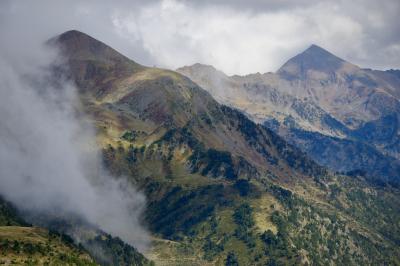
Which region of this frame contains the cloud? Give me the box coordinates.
[112,0,400,75]
[0,5,149,251]
[1,0,399,75]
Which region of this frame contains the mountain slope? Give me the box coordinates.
[0,226,97,265]
[55,30,325,181]
[48,31,400,265]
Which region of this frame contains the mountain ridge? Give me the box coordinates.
[177,45,400,185]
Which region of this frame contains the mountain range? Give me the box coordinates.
[1,30,399,265]
[178,45,400,186]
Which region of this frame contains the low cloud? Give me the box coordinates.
[0,20,149,251]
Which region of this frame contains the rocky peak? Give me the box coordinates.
[277,44,353,80]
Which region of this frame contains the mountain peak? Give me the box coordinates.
[306,44,330,52]
[54,30,141,68]
[277,44,349,79]
[177,63,229,79]
[178,63,220,73]
[58,29,91,40]
[51,30,143,95]
[56,30,110,55]
[302,44,344,61]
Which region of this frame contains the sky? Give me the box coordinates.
[1,0,399,73]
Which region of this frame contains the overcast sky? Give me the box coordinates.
[1,0,399,75]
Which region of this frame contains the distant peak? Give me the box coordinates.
[177,63,228,77]
[277,44,352,79]
[308,44,325,51]
[302,44,344,61]
[180,63,217,71]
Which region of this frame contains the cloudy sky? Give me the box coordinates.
[1,0,399,75]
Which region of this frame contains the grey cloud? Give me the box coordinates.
[2,0,399,74]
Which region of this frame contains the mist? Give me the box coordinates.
[0,25,149,252]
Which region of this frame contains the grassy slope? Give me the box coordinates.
[0,226,97,265]
[0,198,97,265]
[0,178,150,266]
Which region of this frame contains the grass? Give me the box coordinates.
[251,195,279,234]
[0,226,96,265]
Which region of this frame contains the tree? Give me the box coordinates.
[261,230,278,246]
[226,251,239,266]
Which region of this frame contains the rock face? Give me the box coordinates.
[177,45,400,185]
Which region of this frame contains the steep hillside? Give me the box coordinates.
[0,226,97,265]
[178,46,400,185]
[0,197,97,265]
[47,30,400,265]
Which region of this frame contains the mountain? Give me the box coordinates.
[55,30,325,181]
[45,31,400,265]
[177,45,400,186]
[1,30,396,265]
